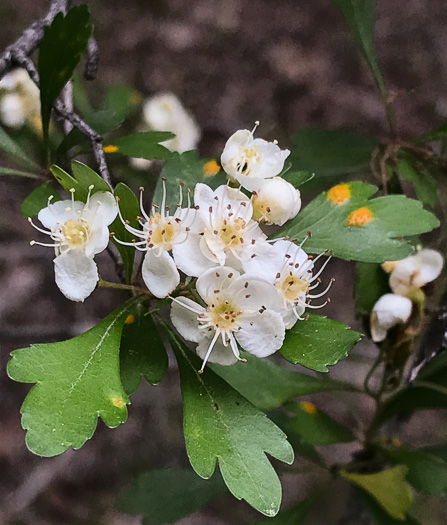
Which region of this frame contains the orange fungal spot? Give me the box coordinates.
[203,159,221,177]
[103,144,118,153]
[391,438,403,447]
[346,206,374,226]
[111,396,125,408]
[300,401,317,415]
[125,314,135,324]
[327,183,351,205]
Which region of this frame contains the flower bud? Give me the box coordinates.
[252,177,301,225]
[370,293,412,342]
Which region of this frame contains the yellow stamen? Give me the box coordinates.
[327,183,351,205]
[346,207,374,226]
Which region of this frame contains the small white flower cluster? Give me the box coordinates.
[370,249,444,342]
[0,68,40,129]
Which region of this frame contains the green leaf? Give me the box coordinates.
[355,262,390,316]
[104,82,142,120]
[253,494,317,525]
[331,0,386,93]
[284,401,354,445]
[276,181,440,263]
[104,131,173,161]
[7,299,139,457]
[51,160,110,202]
[288,128,376,187]
[383,447,447,495]
[0,167,41,178]
[120,468,225,525]
[359,490,421,525]
[280,314,362,372]
[153,150,208,209]
[211,352,353,410]
[166,326,294,517]
[110,182,140,283]
[38,5,92,144]
[341,465,413,520]
[21,181,61,217]
[0,125,40,170]
[58,110,124,154]
[415,351,447,385]
[282,170,315,188]
[416,122,447,143]
[397,157,438,208]
[120,306,168,396]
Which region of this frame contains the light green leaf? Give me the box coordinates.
[331,0,386,93]
[280,314,362,372]
[277,181,440,262]
[341,465,413,520]
[355,262,390,316]
[359,490,421,525]
[21,181,61,217]
[110,182,140,283]
[253,494,317,525]
[104,131,174,160]
[288,128,376,187]
[104,82,142,120]
[383,446,447,495]
[120,469,225,525]
[416,122,447,143]
[212,352,353,410]
[282,170,315,188]
[0,125,40,170]
[7,299,139,457]
[284,401,354,445]
[0,167,41,178]
[397,157,438,208]
[166,326,294,517]
[153,150,208,209]
[120,305,168,396]
[38,5,92,144]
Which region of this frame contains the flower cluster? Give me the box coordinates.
[0,68,40,130]
[370,248,444,342]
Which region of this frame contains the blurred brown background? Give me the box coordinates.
[1,0,447,523]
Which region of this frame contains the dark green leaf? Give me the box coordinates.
[355,262,390,316]
[7,298,139,457]
[110,182,140,283]
[104,131,173,161]
[153,150,208,209]
[0,167,41,178]
[120,468,225,525]
[38,5,92,144]
[288,128,376,187]
[0,125,40,170]
[120,306,168,396]
[280,314,362,372]
[397,157,438,208]
[165,325,294,517]
[212,352,353,410]
[359,490,421,525]
[104,82,142,120]
[72,71,93,115]
[284,401,354,445]
[253,494,317,525]
[341,466,413,520]
[58,110,124,154]
[21,181,61,217]
[51,160,110,202]
[283,170,315,188]
[277,181,440,263]
[331,0,386,93]
[415,351,447,385]
[417,123,447,143]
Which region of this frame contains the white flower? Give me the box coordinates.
[252,177,301,226]
[389,249,444,297]
[142,92,201,153]
[370,294,413,342]
[170,266,286,372]
[115,180,204,298]
[0,68,40,129]
[173,183,270,277]
[220,124,290,191]
[243,239,332,329]
[29,188,118,302]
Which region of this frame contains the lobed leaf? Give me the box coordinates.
[359,490,421,525]
[0,125,40,170]
[104,82,142,120]
[397,157,438,208]
[104,131,174,160]
[253,494,317,524]
[21,181,61,217]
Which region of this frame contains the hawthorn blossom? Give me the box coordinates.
[370,293,413,342]
[0,68,40,129]
[143,92,201,153]
[115,180,204,298]
[252,177,301,226]
[170,266,286,371]
[173,183,270,276]
[389,249,444,297]
[243,239,332,329]
[220,124,290,191]
[29,189,118,302]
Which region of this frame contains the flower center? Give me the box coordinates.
[209,299,242,331]
[277,273,309,303]
[61,218,91,248]
[148,213,178,249]
[216,217,247,250]
[236,145,262,174]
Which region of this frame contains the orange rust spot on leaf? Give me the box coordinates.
[327,183,351,205]
[111,396,125,408]
[125,314,135,324]
[103,144,118,153]
[346,206,374,226]
[300,401,317,414]
[203,159,221,177]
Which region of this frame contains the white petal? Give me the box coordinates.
[236,310,285,357]
[54,251,98,302]
[196,266,241,303]
[193,182,215,212]
[142,249,180,298]
[86,223,111,257]
[283,307,302,329]
[200,234,226,265]
[221,130,254,179]
[174,208,205,235]
[414,249,443,287]
[1,94,25,128]
[170,297,204,343]
[228,275,284,311]
[252,178,301,225]
[389,257,417,295]
[241,241,282,282]
[172,234,217,277]
[86,191,118,226]
[370,293,413,342]
[38,200,84,230]
[196,334,238,366]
